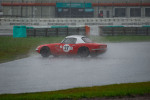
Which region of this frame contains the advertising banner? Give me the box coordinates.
[56,3,92,8]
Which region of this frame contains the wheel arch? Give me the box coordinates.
[40,46,51,58]
[77,46,90,57]
[77,46,91,53]
[78,46,89,50]
[40,46,50,53]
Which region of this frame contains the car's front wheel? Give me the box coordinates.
[40,46,51,57]
[78,47,90,57]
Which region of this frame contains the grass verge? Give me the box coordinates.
[0,36,64,63]
[0,36,150,63]
[90,35,150,42]
[0,81,149,100]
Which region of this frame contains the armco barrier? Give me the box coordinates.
[26,26,89,37]
[100,26,150,36]
[13,25,89,37]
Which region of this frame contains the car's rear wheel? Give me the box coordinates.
[78,47,90,57]
[40,46,51,57]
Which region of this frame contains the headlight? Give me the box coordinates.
[36,46,40,51]
[36,48,38,51]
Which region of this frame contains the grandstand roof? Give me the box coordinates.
[2,0,150,3]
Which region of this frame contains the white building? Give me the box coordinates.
[1,0,150,18]
[0,0,150,36]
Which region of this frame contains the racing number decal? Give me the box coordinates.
[63,44,73,52]
[64,45,69,50]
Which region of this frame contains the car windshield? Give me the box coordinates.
[61,38,77,44]
[82,37,93,43]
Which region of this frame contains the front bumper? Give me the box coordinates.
[36,48,38,51]
[35,46,40,53]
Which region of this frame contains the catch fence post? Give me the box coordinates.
[136,27,138,35]
[34,29,36,37]
[123,27,126,35]
[45,28,48,37]
[66,27,69,36]
[147,27,149,36]
[77,27,80,35]
[56,28,58,36]
[112,27,114,36]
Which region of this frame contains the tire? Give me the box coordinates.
[78,47,90,57]
[40,46,51,57]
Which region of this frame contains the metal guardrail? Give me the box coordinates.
[26,27,86,37]
[100,27,150,36]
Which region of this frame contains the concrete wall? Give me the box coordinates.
[1,17,150,35]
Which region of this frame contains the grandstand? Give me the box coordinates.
[0,0,150,36]
[1,0,150,18]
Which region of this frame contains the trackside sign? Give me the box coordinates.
[56,3,92,8]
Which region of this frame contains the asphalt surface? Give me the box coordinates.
[0,42,150,94]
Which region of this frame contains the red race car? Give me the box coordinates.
[36,35,107,57]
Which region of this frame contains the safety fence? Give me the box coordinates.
[100,26,150,36]
[13,25,90,38]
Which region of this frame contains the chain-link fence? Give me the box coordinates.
[26,27,86,37]
[100,27,150,36]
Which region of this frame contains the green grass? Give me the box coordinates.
[0,36,150,63]
[90,35,150,42]
[0,36,150,99]
[0,81,149,100]
[0,36,64,63]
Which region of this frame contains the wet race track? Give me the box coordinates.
[0,42,150,94]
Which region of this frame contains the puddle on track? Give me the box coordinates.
[0,42,150,94]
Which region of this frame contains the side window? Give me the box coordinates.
[82,37,93,43]
[62,38,77,44]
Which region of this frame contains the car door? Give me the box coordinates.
[53,43,74,55]
[60,38,77,54]
[53,43,63,55]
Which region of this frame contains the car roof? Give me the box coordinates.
[65,35,86,44]
[66,35,85,39]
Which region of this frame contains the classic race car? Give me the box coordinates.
[36,35,107,57]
